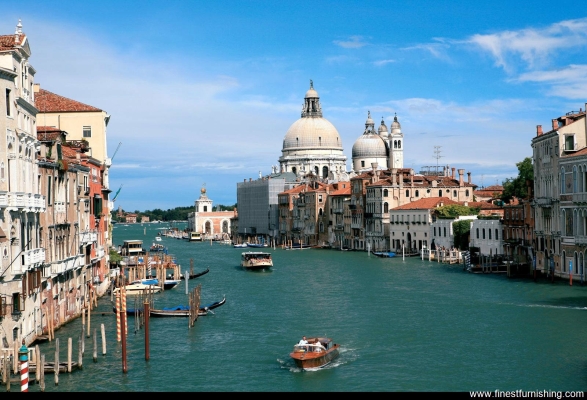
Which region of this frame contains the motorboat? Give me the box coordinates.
[372,251,396,258]
[233,243,248,248]
[130,278,179,290]
[290,337,340,370]
[112,283,162,295]
[240,251,273,270]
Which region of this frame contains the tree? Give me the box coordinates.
[435,204,479,218]
[502,157,533,203]
[453,220,471,250]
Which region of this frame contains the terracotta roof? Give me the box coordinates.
[393,197,459,210]
[467,201,503,210]
[0,34,24,51]
[35,89,103,113]
[37,126,66,142]
[562,147,587,158]
[329,186,351,196]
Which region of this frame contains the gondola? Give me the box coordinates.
[150,296,226,317]
[115,296,226,317]
[169,267,210,280]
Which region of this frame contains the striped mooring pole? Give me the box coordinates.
[19,339,29,392]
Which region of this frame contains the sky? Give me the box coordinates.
[3,1,587,212]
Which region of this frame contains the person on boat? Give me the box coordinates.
[298,336,309,351]
[313,341,325,352]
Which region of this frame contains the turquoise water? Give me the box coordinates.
[25,223,587,392]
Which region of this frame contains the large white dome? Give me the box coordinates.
[283,117,343,150]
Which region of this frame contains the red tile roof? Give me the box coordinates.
[35,89,103,113]
[37,126,66,141]
[393,197,459,210]
[0,34,24,51]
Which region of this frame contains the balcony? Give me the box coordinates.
[333,208,344,214]
[534,197,553,207]
[1,192,45,212]
[80,231,98,245]
[50,254,85,275]
[13,247,46,274]
[572,193,587,203]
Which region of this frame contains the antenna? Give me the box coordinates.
[433,146,443,175]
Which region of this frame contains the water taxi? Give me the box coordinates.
[290,337,340,370]
[240,251,273,270]
[189,231,202,242]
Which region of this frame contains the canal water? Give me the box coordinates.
[26,223,587,392]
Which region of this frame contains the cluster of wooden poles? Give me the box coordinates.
[1,319,108,392]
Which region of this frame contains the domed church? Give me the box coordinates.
[279,81,348,181]
[351,111,404,173]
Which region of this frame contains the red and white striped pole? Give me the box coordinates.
[19,339,29,392]
[116,291,121,342]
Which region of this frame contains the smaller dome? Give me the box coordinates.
[365,110,374,126]
[378,118,388,135]
[305,88,318,98]
[305,79,318,98]
[391,114,402,134]
[352,134,387,158]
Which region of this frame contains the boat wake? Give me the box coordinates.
[498,301,587,311]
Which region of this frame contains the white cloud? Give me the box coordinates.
[516,64,587,99]
[400,42,451,61]
[333,36,369,49]
[466,17,587,72]
[373,59,395,67]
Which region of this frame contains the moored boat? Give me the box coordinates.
[240,251,273,270]
[112,283,162,295]
[290,337,339,370]
[372,251,396,258]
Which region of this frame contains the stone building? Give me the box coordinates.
[187,186,236,241]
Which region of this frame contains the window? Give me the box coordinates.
[361,161,365,168]
[482,229,486,239]
[47,176,52,205]
[383,189,388,197]
[405,190,409,197]
[83,126,91,138]
[489,229,492,240]
[476,228,479,239]
[415,190,419,197]
[438,190,442,197]
[5,89,11,116]
[495,229,498,240]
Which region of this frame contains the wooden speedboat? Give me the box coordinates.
[240,251,273,270]
[290,337,339,370]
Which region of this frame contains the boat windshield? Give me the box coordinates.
[293,343,326,352]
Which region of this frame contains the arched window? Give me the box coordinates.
[443,227,447,237]
[394,140,397,149]
[383,189,388,197]
[482,229,486,239]
[453,190,457,197]
[384,203,389,213]
[573,166,578,193]
[292,167,297,175]
[0,162,4,180]
[322,166,328,179]
[495,229,498,240]
[314,166,319,175]
[438,190,442,197]
[489,229,492,240]
[466,189,469,197]
[405,190,410,198]
[561,167,566,194]
[398,140,401,149]
[476,228,479,239]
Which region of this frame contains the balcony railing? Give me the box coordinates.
[50,254,85,275]
[80,231,98,245]
[572,193,587,203]
[13,247,46,274]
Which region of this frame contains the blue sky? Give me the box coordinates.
[3,1,587,212]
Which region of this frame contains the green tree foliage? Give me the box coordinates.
[109,248,123,264]
[111,204,237,222]
[502,157,534,203]
[435,204,479,218]
[452,220,471,250]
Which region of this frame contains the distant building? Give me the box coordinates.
[187,186,235,240]
[125,213,137,224]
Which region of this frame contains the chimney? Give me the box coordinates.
[467,171,471,184]
[33,83,40,93]
[410,169,414,186]
[391,168,397,185]
[536,125,543,136]
[451,167,456,180]
[552,119,558,131]
[458,169,465,186]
